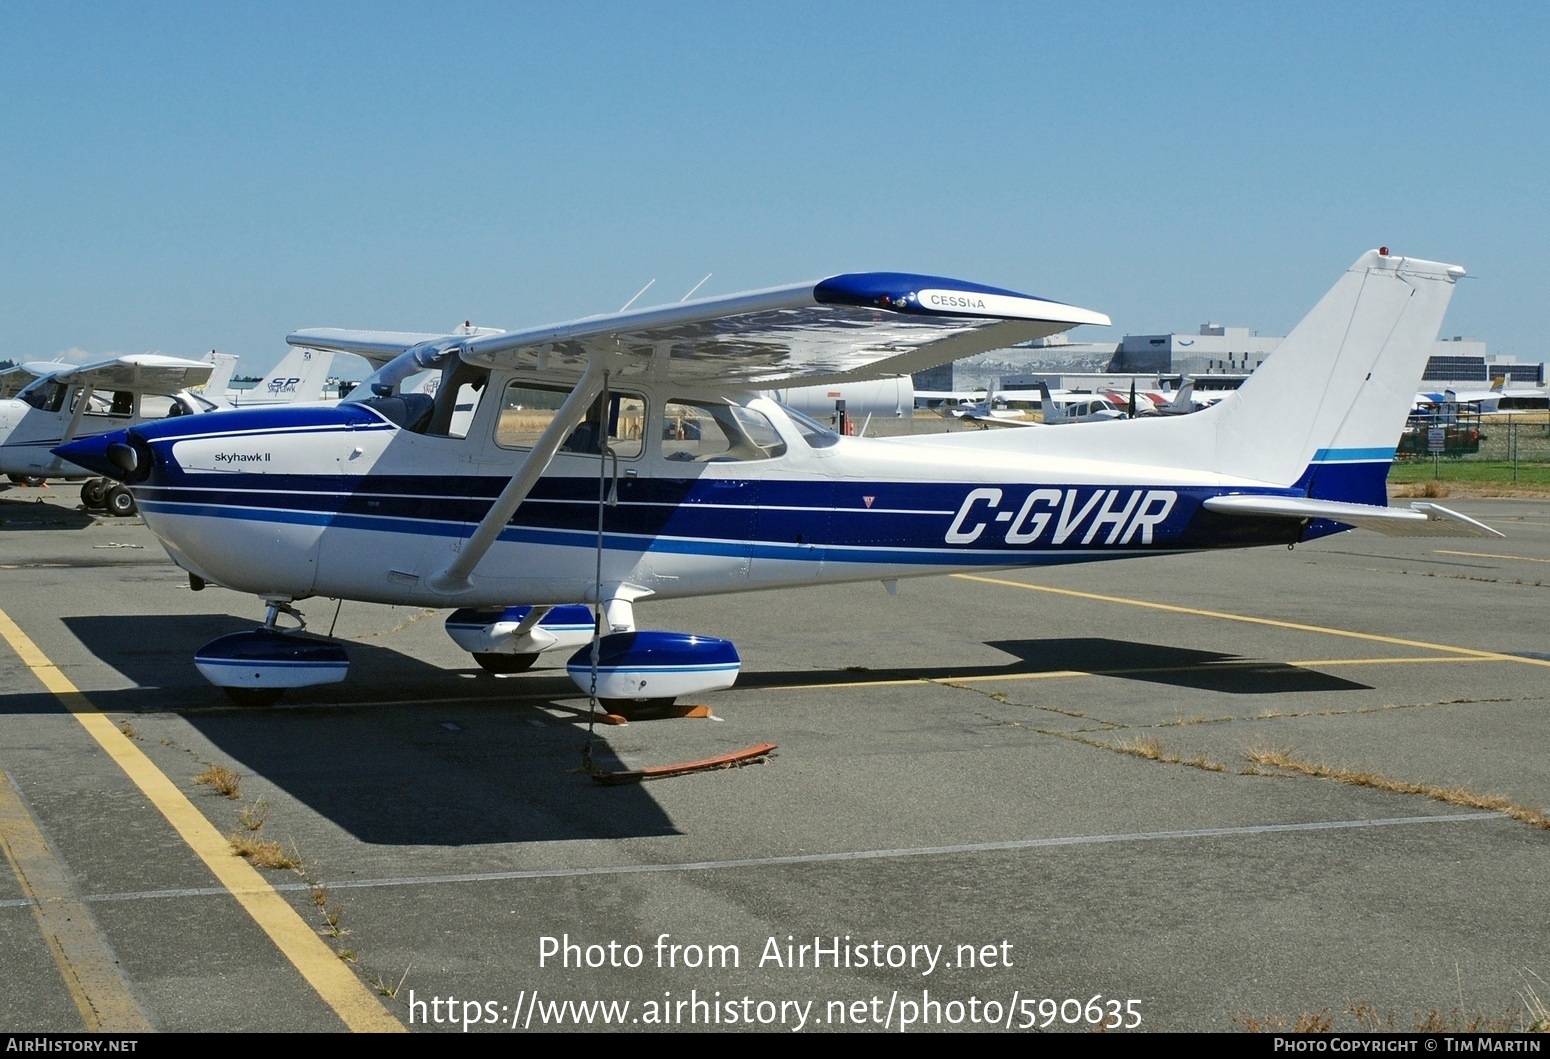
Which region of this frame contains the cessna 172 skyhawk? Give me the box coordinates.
[58,249,1499,706]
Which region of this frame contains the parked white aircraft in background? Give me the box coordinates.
[62,250,1498,709]
[1,353,216,512]
[1149,381,1198,415]
[2,347,349,514]
[1038,382,1128,424]
[1413,377,1549,415]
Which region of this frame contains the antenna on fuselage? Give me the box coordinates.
[618,279,656,312]
[680,273,712,302]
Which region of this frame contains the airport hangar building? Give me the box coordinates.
[913,325,1546,398]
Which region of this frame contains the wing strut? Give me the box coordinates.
[59,384,96,448]
[428,358,609,594]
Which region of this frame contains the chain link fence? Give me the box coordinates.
[1393,413,1550,485]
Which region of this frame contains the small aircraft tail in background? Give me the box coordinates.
[223,347,336,406]
[1159,380,1195,415]
[199,352,239,401]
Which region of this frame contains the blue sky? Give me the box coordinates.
[2,1,1546,375]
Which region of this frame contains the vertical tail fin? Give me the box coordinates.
[1165,380,1194,414]
[237,347,337,405]
[1209,250,1463,503]
[1037,381,1055,414]
[200,352,239,400]
[886,251,1462,508]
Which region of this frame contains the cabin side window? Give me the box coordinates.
[495,381,644,459]
[82,390,136,418]
[137,393,187,418]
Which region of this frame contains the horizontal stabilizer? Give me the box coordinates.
[1202,495,1503,538]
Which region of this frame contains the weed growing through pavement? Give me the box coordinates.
[226,832,301,870]
[1236,998,1545,1033]
[1112,735,1227,772]
[374,966,412,999]
[193,764,242,800]
[238,798,270,831]
[311,884,348,938]
[1241,746,1550,828]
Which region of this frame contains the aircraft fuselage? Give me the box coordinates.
[82,378,1317,608]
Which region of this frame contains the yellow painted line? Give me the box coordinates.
[1436,549,1550,565]
[0,771,152,1031]
[0,609,403,1033]
[768,670,1091,692]
[934,670,1088,685]
[1286,656,1494,667]
[758,677,933,692]
[951,574,1550,669]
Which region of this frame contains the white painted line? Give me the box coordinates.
[3,811,1501,909]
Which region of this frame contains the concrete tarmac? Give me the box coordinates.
[1,481,1547,1033]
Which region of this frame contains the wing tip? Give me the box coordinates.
[815,272,1108,326]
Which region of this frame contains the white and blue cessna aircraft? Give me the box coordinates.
[2,353,218,513]
[58,249,1499,706]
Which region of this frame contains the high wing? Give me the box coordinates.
[0,362,71,399]
[287,273,1110,388]
[21,353,215,394]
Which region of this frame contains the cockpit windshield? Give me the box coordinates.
[18,380,68,413]
[777,403,841,448]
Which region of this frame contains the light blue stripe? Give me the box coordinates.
[1310,447,1394,463]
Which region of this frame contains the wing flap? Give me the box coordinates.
[1202,495,1503,538]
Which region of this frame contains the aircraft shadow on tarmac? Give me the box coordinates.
[0,491,96,529]
[44,613,682,845]
[16,619,1367,846]
[736,637,1373,696]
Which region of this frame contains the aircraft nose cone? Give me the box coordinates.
[53,430,127,480]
